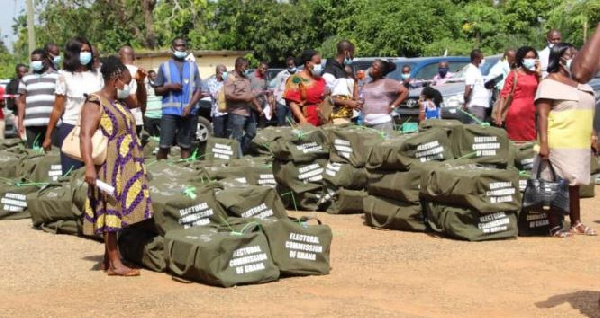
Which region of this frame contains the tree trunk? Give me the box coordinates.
[142,0,157,49]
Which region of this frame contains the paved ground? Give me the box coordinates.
[1,192,600,317]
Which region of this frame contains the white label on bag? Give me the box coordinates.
[298,163,323,184]
[285,232,323,261]
[526,212,550,228]
[487,182,517,204]
[472,136,500,157]
[415,141,445,162]
[179,202,214,228]
[48,165,63,181]
[295,142,323,154]
[520,158,534,170]
[478,212,510,233]
[257,174,276,187]
[334,139,352,159]
[1,193,27,213]
[326,162,343,177]
[519,179,527,192]
[241,203,273,219]
[230,245,268,274]
[212,143,234,159]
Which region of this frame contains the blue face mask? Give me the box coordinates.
[288,67,297,74]
[401,73,410,80]
[53,55,62,64]
[79,52,92,66]
[173,50,188,59]
[311,64,323,77]
[522,59,536,71]
[30,61,44,72]
[221,71,228,81]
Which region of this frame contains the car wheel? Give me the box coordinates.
[195,116,212,142]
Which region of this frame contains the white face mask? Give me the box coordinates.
[563,59,573,76]
[548,42,555,49]
[311,63,323,77]
[117,81,130,99]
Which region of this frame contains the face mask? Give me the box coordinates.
[438,68,448,77]
[401,73,410,80]
[53,56,62,69]
[311,64,323,77]
[30,61,44,72]
[173,50,188,59]
[221,71,228,81]
[563,59,573,76]
[117,86,130,99]
[548,42,555,49]
[522,59,536,71]
[288,67,297,74]
[79,52,92,65]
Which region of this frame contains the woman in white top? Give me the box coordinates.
[43,37,103,175]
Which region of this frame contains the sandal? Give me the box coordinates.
[107,267,141,277]
[570,222,598,236]
[550,226,573,238]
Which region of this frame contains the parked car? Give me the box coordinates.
[387,56,471,83]
[393,54,502,123]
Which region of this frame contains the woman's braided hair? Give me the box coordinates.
[100,55,128,82]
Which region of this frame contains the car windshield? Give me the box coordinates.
[453,56,500,78]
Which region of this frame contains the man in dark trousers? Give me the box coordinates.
[6,63,28,139]
[153,37,202,160]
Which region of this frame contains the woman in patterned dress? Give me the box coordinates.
[283,50,326,126]
[80,56,152,276]
[536,43,597,238]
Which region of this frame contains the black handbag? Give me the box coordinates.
[522,159,570,214]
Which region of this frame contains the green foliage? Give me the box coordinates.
[4,0,597,75]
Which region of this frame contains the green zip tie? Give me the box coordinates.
[519,170,532,177]
[457,107,490,126]
[281,191,298,212]
[16,182,49,187]
[63,166,75,178]
[182,186,197,199]
[32,133,42,151]
[458,151,478,160]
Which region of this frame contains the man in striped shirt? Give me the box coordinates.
[17,48,60,149]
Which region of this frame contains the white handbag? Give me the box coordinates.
[62,122,108,166]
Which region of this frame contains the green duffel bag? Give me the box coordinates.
[366,128,454,170]
[327,127,382,167]
[323,161,368,190]
[0,183,40,220]
[246,169,278,188]
[227,157,273,167]
[216,185,288,220]
[259,217,332,276]
[418,119,464,156]
[27,183,76,227]
[420,164,521,213]
[424,201,518,241]
[202,165,273,185]
[591,155,600,175]
[271,124,330,163]
[457,124,511,167]
[70,168,88,216]
[0,139,24,151]
[143,136,160,159]
[118,219,166,272]
[146,160,204,182]
[278,185,327,212]
[327,189,367,214]
[273,159,326,195]
[17,150,62,183]
[164,224,280,287]
[249,126,292,156]
[39,219,82,236]
[205,137,240,161]
[513,141,535,171]
[151,182,227,235]
[363,195,426,232]
[0,150,25,179]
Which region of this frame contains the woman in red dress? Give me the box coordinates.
[499,46,542,141]
[283,50,326,126]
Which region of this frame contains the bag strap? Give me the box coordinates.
[166,239,200,277]
[535,158,558,181]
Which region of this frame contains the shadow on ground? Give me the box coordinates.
[536,291,600,318]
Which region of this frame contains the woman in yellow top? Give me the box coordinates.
[536,43,597,238]
[80,56,152,275]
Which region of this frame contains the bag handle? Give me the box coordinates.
[535,158,558,181]
[166,239,200,277]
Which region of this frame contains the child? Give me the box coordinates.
[418,86,443,122]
